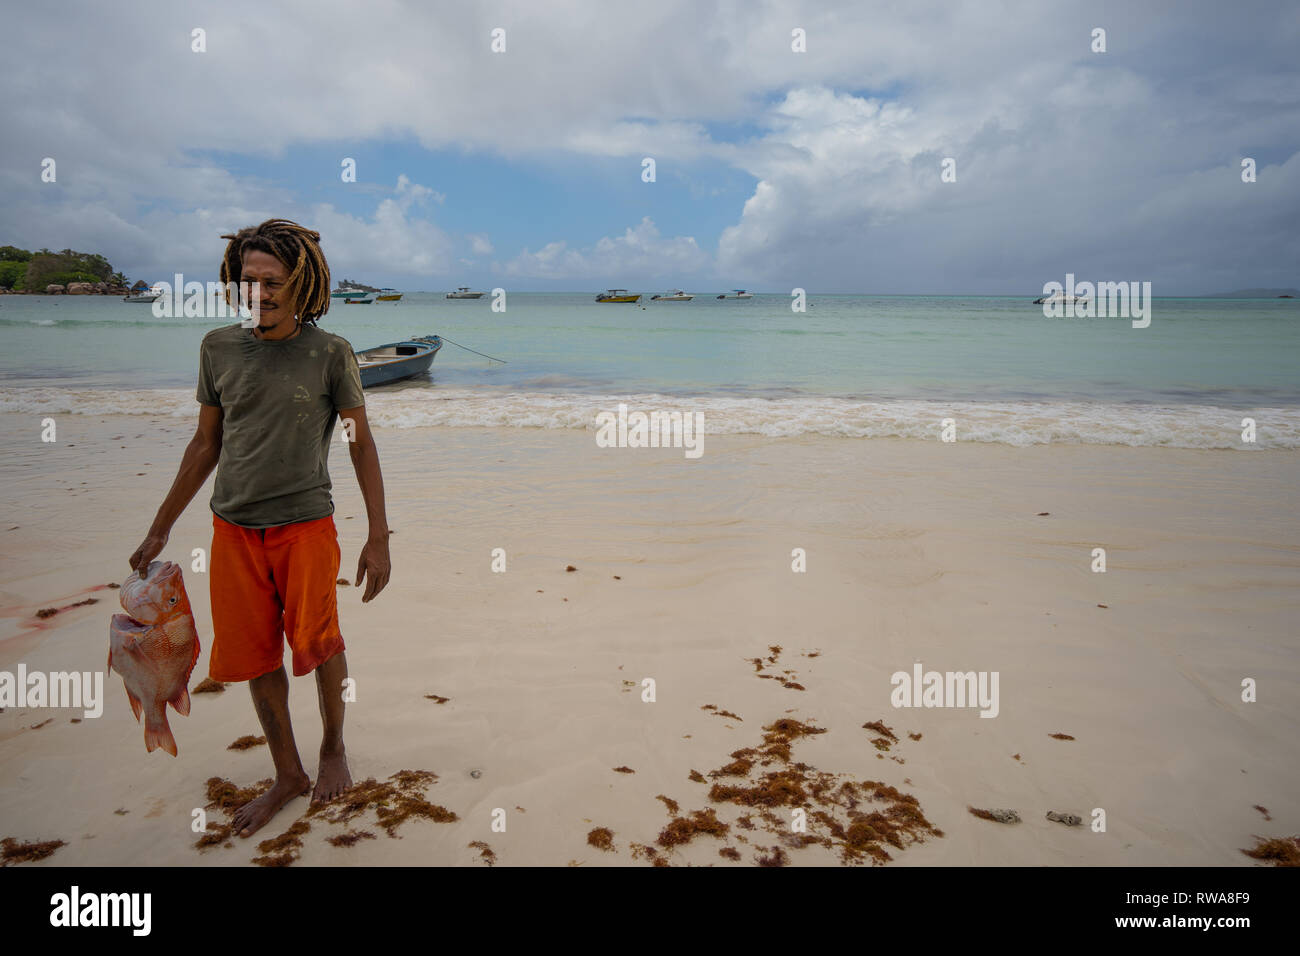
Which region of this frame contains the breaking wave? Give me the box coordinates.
[0,386,1295,449]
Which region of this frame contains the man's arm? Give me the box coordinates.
[338,404,390,603]
[128,404,223,572]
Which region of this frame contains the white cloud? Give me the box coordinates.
[503,217,708,280]
[309,177,454,276]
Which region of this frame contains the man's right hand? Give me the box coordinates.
[128,533,169,574]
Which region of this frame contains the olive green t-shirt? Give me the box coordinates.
[196,323,365,528]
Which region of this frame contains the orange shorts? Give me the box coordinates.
[208,513,345,682]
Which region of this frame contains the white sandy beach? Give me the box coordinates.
[1,411,1297,866]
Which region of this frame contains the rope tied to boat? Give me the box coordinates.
[435,335,507,364]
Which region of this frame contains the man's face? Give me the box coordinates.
[240,249,295,337]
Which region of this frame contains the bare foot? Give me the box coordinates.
[233,771,310,838]
[313,747,352,804]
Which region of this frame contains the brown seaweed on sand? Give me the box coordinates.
[305,770,456,837]
[191,677,226,694]
[969,806,1020,824]
[195,777,275,852]
[642,717,939,867]
[587,828,615,851]
[468,840,497,865]
[1241,835,1300,866]
[194,822,235,851]
[227,735,266,751]
[1,837,66,866]
[657,808,729,848]
[702,704,743,721]
[252,820,310,867]
[327,830,376,848]
[755,846,789,867]
[36,597,98,619]
[862,720,897,741]
[710,752,757,778]
[204,776,273,813]
[1048,733,1075,741]
[655,795,680,815]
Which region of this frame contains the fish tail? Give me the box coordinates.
[143,709,178,757]
[169,686,192,717]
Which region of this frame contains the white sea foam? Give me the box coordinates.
[0,386,1295,449]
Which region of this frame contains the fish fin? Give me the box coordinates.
[169,687,191,717]
[143,712,178,757]
[125,689,143,723]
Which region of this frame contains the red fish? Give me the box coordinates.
[108,560,201,756]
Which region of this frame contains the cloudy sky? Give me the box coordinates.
[1,0,1296,293]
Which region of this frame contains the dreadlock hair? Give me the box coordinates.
[219,219,331,325]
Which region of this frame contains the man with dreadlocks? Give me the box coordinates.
[128,218,390,837]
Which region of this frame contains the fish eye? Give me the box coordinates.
[169,596,178,605]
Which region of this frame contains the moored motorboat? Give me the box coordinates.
[650,289,693,301]
[375,289,403,301]
[355,335,442,388]
[331,285,370,299]
[344,295,375,304]
[716,289,753,299]
[596,289,641,303]
[123,282,164,303]
[446,287,485,299]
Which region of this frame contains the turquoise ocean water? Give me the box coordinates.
[1,292,1297,447]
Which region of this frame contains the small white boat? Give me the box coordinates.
[716,289,753,299]
[1033,292,1091,305]
[123,282,164,303]
[650,289,693,301]
[446,287,485,299]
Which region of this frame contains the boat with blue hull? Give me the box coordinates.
[355,335,441,388]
